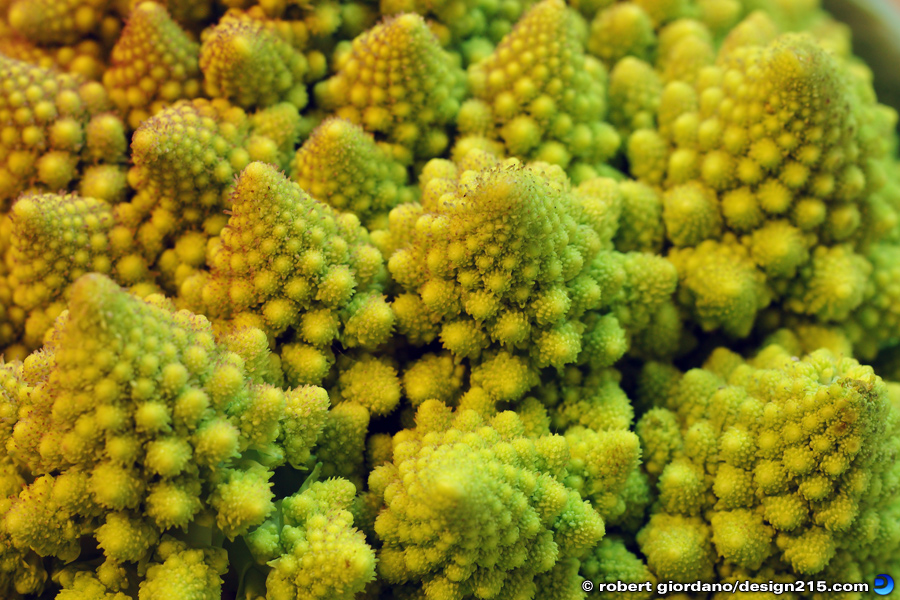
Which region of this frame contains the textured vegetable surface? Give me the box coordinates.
[0,0,899,598]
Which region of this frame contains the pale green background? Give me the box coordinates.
[824,0,900,114]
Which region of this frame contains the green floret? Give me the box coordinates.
[662,182,721,247]
[0,28,106,81]
[587,3,657,66]
[685,30,879,209]
[218,323,284,387]
[209,462,276,539]
[0,363,46,598]
[654,18,714,84]
[7,0,111,45]
[0,363,24,473]
[80,163,130,204]
[696,0,742,36]
[717,9,779,56]
[613,180,665,253]
[468,350,540,405]
[199,9,310,109]
[155,230,217,296]
[628,300,688,360]
[369,400,605,599]
[785,244,871,322]
[668,235,769,337]
[279,385,330,468]
[580,537,656,600]
[331,353,401,416]
[0,55,127,207]
[848,243,900,359]
[247,478,376,600]
[529,364,649,526]
[388,157,627,370]
[123,98,303,257]
[532,365,635,432]
[103,1,202,129]
[635,344,900,582]
[227,0,349,41]
[380,0,536,63]
[139,536,229,600]
[607,57,663,138]
[292,118,418,231]
[761,322,853,359]
[315,13,466,164]
[632,22,898,338]
[8,192,153,350]
[279,342,334,388]
[401,352,466,407]
[313,401,370,489]
[564,426,642,523]
[573,176,623,249]
[637,514,717,580]
[626,128,667,184]
[56,570,131,600]
[94,511,160,564]
[3,471,89,563]
[746,219,809,278]
[463,0,620,174]
[604,251,679,340]
[182,161,393,385]
[2,274,327,564]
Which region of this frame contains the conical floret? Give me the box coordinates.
[631,25,899,340]
[370,401,604,598]
[5,274,329,563]
[9,192,150,349]
[183,162,393,384]
[389,159,621,368]
[462,0,620,175]
[0,55,127,207]
[103,1,202,128]
[315,13,466,163]
[200,9,310,109]
[292,118,416,230]
[7,0,110,45]
[124,98,302,255]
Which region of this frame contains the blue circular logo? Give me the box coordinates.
[875,574,895,596]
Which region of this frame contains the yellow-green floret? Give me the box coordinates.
[103,1,201,129]
[315,13,466,164]
[122,98,303,257]
[628,19,899,340]
[2,274,329,566]
[199,9,311,109]
[461,0,620,176]
[245,477,376,600]
[635,344,900,582]
[388,157,622,370]
[0,55,127,208]
[292,118,417,231]
[8,192,152,349]
[369,399,606,599]
[182,161,393,385]
[0,0,899,598]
